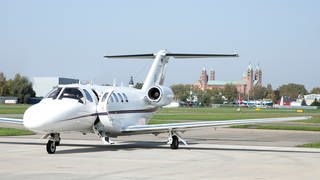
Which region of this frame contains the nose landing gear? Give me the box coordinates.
[46,133,61,154]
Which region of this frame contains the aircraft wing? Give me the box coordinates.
[0,117,23,125]
[122,116,311,135]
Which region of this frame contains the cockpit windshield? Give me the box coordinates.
[59,88,85,104]
[46,88,62,100]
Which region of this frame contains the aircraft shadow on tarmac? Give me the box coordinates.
[0,140,319,154]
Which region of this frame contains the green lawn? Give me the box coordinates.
[0,127,34,136]
[0,104,30,114]
[231,124,320,131]
[297,142,320,148]
[150,107,320,123]
[0,104,32,135]
[149,107,320,133]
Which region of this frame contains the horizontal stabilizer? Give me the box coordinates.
[104,54,155,59]
[166,53,239,58]
[104,50,238,59]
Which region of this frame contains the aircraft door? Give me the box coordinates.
[97,90,114,129]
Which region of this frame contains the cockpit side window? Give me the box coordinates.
[59,88,85,104]
[46,88,62,100]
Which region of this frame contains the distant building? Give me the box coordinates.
[0,97,18,104]
[33,77,79,97]
[194,64,262,95]
[277,96,293,106]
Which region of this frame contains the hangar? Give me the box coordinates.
[32,77,79,97]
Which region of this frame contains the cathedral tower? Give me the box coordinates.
[210,69,215,81]
[200,67,208,90]
[254,64,262,86]
[245,64,254,94]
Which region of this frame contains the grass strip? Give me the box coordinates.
[297,142,320,148]
[231,124,320,131]
[0,104,30,114]
[0,127,35,136]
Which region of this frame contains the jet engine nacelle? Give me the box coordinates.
[147,86,174,107]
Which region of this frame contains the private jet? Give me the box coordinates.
[0,50,311,154]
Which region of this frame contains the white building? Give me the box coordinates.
[33,77,79,97]
[304,94,320,105]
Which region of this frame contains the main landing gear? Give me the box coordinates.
[46,133,61,154]
[168,131,187,150]
[170,135,179,149]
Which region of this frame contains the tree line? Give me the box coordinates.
[0,72,35,103]
[171,83,320,106]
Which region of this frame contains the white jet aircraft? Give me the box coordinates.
[0,50,311,154]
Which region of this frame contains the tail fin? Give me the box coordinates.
[105,50,238,91]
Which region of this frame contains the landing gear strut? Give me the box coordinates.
[168,131,187,150]
[170,135,179,149]
[46,133,60,154]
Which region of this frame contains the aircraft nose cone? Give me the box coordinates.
[23,100,87,133]
[23,102,65,132]
[23,104,46,131]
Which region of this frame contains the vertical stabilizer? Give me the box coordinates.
[141,50,169,91]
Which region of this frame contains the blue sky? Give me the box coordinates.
[1,0,319,90]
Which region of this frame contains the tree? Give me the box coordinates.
[310,98,320,106]
[194,88,223,106]
[265,84,274,99]
[6,74,35,103]
[249,85,267,100]
[273,90,280,103]
[223,84,238,103]
[134,82,143,89]
[171,84,193,102]
[278,83,307,99]
[310,87,320,94]
[0,72,7,96]
[211,92,224,104]
[196,90,210,106]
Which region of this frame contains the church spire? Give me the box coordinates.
[129,76,134,88]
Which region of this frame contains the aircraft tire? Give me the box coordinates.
[46,140,56,154]
[170,135,179,149]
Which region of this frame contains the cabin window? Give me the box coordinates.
[117,93,124,102]
[59,88,85,104]
[83,89,93,102]
[110,96,114,103]
[102,92,109,102]
[91,89,99,101]
[122,93,129,102]
[46,88,62,100]
[112,93,119,103]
